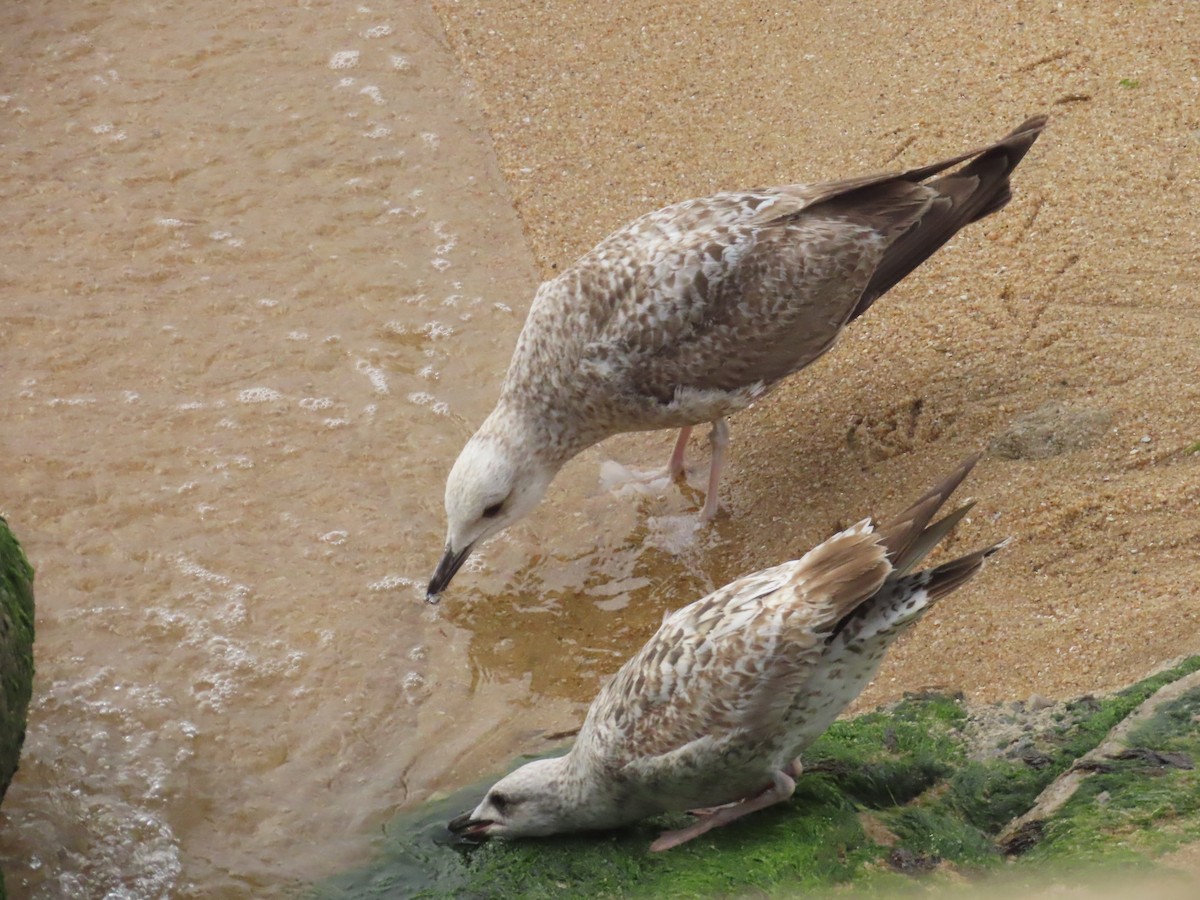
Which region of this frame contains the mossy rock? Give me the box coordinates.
[314,658,1200,899]
[0,517,35,900]
[0,517,34,806]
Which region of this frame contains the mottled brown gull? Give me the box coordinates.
[428,117,1044,599]
[448,455,1006,850]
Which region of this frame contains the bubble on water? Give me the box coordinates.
[386,204,425,219]
[364,23,392,38]
[176,481,198,494]
[368,574,416,592]
[407,391,434,407]
[111,130,128,142]
[175,556,231,586]
[360,84,385,105]
[402,671,429,705]
[237,387,283,404]
[433,221,457,251]
[257,297,279,308]
[328,50,360,70]
[46,396,96,407]
[363,403,377,416]
[209,230,233,242]
[420,132,439,149]
[462,554,488,575]
[287,330,309,341]
[417,364,436,380]
[408,645,427,662]
[177,400,204,410]
[644,514,703,555]
[93,122,114,134]
[420,321,453,339]
[390,54,412,71]
[364,123,392,139]
[336,76,356,88]
[431,258,450,271]
[299,396,334,411]
[216,417,238,430]
[431,401,450,416]
[320,530,348,546]
[154,217,186,228]
[323,418,350,429]
[355,358,389,394]
[123,390,140,403]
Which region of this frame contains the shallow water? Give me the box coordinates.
[0,2,723,896]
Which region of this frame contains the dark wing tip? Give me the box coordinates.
[876,453,983,572]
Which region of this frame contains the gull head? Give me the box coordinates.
[448,757,574,840]
[426,425,556,601]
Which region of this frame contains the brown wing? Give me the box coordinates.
[575,522,892,769]
[592,116,1046,401]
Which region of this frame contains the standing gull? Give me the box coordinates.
[428,117,1044,599]
[448,455,1006,850]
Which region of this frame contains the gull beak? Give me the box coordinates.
[447,810,494,839]
[426,542,474,603]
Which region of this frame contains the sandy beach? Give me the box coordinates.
[430,0,1200,706]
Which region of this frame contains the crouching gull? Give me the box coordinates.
[428,117,1044,600]
[448,455,1007,850]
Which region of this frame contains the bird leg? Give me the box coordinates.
[699,418,729,521]
[666,426,693,482]
[649,766,796,852]
[685,759,803,817]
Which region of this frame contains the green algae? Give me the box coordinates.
[0,516,34,804]
[0,517,35,900]
[1021,685,1200,868]
[316,660,1200,899]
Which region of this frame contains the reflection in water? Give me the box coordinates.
[0,1,749,895]
[446,481,726,703]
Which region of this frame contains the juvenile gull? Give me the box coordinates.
[448,455,1007,850]
[428,117,1044,599]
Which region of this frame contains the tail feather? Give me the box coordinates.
[876,453,981,573]
[833,537,1009,643]
[848,115,1046,320]
[923,538,1011,602]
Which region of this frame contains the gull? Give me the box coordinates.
[428,117,1044,599]
[448,455,1006,850]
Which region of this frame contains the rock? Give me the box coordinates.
[1,517,35,900]
[1027,693,1055,711]
[0,517,35,807]
[988,402,1113,460]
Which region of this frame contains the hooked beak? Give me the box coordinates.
[426,542,474,603]
[447,811,494,839]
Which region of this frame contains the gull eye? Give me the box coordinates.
[482,501,504,519]
[491,791,510,813]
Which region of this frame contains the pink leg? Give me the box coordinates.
[699,418,729,522]
[649,767,795,852]
[688,760,802,817]
[667,426,692,481]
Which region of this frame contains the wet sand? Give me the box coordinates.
[430,0,1200,707]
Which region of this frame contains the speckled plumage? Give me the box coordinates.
[448,456,1008,850]
[428,117,1044,599]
